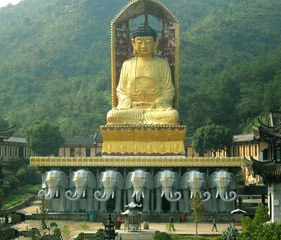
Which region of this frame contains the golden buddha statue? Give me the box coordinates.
[107,23,179,125]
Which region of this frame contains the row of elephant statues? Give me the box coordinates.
[38,169,237,213]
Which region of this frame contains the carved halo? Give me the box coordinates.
[111,0,180,110]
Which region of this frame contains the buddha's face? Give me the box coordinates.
[132,36,156,58]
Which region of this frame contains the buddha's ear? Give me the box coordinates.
[154,39,159,55]
[131,39,137,56]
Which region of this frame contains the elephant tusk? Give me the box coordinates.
[216,190,219,199]
[161,190,164,198]
[132,190,136,199]
[142,190,145,199]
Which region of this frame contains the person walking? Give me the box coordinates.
[212,217,218,232]
[169,216,175,231]
[179,213,185,223]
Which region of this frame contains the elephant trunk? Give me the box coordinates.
[162,189,182,202]
[65,188,84,201]
[132,189,144,202]
[217,189,237,202]
[38,188,56,200]
[94,189,113,202]
[202,191,211,202]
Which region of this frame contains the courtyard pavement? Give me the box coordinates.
[12,201,242,239]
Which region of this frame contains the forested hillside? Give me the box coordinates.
[0,0,281,136]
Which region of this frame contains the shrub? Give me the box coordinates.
[221,225,239,240]
[5,175,20,189]
[153,231,172,240]
[237,204,280,240]
[15,164,41,185]
[2,180,11,195]
[95,229,105,240]
[253,203,270,226]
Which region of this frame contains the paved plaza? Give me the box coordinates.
[12,201,241,239]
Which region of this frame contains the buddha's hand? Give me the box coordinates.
[149,102,157,109]
[117,97,132,109]
[155,98,173,110]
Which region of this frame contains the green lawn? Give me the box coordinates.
[2,184,41,209]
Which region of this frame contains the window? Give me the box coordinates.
[86,148,91,157]
[70,148,75,157]
[249,145,252,157]
[243,146,245,157]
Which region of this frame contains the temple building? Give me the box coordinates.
[0,125,34,160]
[59,134,102,157]
[250,112,281,222]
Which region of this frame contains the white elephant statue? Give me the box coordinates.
[94,170,124,212]
[126,169,153,213]
[208,170,237,213]
[65,169,97,212]
[38,170,68,212]
[180,170,211,213]
[154,170,182,213]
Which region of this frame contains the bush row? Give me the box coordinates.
[1,164,41,196]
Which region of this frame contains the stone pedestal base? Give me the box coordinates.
[100,124,187,155]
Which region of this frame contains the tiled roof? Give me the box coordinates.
[63,136,95,147]
[4,136,26,144]
[251,158,281,183]
[233,134,255,142]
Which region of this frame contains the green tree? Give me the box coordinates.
[27,121,64,156]
[192,123,232,156]
[39,195,48,229]
[191,193,205,237]
[238,204,272,240]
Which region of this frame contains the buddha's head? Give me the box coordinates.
[131,23,159,58]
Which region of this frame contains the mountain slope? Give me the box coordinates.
[0,0,281,136]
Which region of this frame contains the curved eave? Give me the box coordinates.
[30,156,245,168]
[258,119,281,138]
[0,125,16,141]
[251,158,281,178]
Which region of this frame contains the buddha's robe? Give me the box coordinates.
[107,56,179,125]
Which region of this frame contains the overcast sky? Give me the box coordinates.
[0,0,23,8]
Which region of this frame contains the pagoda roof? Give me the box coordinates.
[0,125,15,142]
[258,119,281,140]
[269,112,281,126]
[250,158,281,183]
